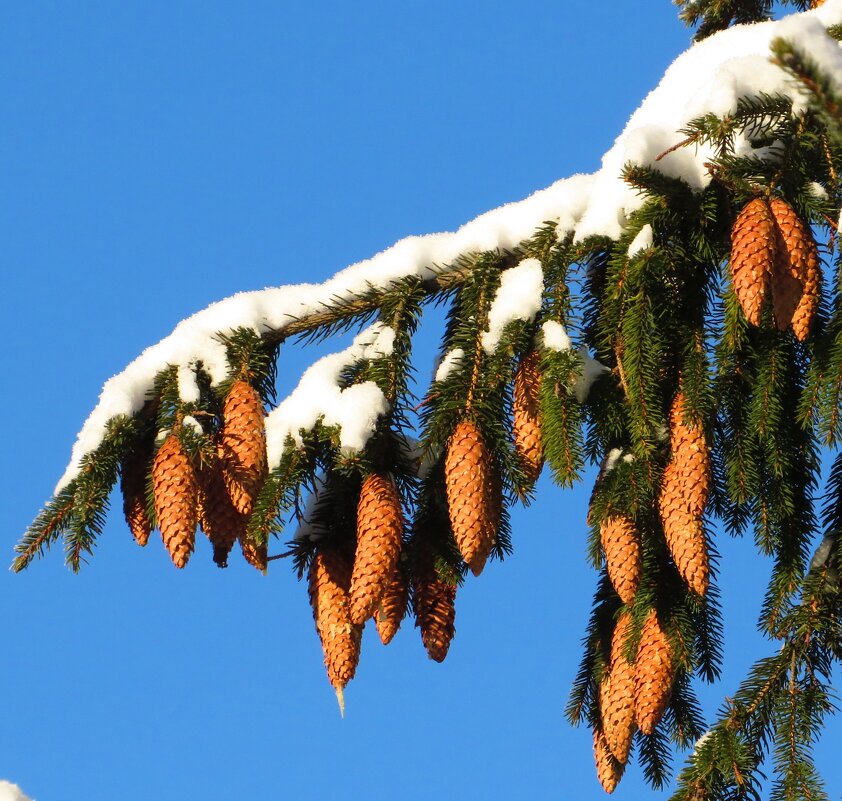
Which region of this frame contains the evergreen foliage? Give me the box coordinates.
[13,2,842,797]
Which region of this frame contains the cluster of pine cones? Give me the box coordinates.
[121,379,270,571]
[310,348,545,709]
[595,392,709,791]
[593,610,676,793]
[730,196,821,339]
[116,352,545,713]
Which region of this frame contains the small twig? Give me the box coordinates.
[267,549,295,562]
[655,134,699,162]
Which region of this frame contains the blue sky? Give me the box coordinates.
[2,3,839,800]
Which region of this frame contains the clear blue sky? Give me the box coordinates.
[2,3,839,800]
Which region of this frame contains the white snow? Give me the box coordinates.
[263,323,394,467]
[574,347,610,403]
[605,448,624,472]
[0,782,33,801]
[177,363,202,404]
[541,321,573,352]
[480,258,545,354]
[54,3,842,492]
[808,181,829,200]
[182,415,203,436]
[628,224,654,257]
[434,348,466,383]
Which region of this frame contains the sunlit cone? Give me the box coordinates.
[769,197,821,341]
[121,442,153,546]
[239,532,268,573]
[374,565,409,645]
[308,547,362,700]
[659,393,710,595]
[152,432,197,568]
[445,420,496,575]
[219,380,268,516]
[600,515,640,605]
[349,472,404,625]
[593,727,623,794]
[513,349,544,486]
[197,461,244,568]
[602,611,636,763]
[634,609,675,736]
[730,198,776,326]
[412,535,456,662]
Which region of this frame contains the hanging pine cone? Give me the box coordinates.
[349,472,404,625]
[602,611,636,764]
[219,380,268,516]
[121,441,153,546]
[412,536,457,662]
[239,532,268,573]
[600,516,641,605]
[769,197,821,341]
[374,565,409,645]
[730,198,776,326]
[593,727,623,794]
[634,609,675,736]
[152,432,198,568]
[308,547,362,710]
[196,460,244,568]
[513,349,544,486]
[659,393,710,596]
[444,420,496,576]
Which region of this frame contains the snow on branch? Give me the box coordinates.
[55,1,842,492]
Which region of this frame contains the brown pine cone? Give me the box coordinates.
[308,547,363,707]
[239,533,268,573]
[602,611,636,764]
[412,536,457,662]
[769,197,821,341]
[659,393,710,595]
[219,380,268,516]
[513,349,544,486]
[730,198,776,326]
[600,516,641,605]
[593,727,623,794]
[374,565,409,645]
[152,433,197,568]
[444,420,496,576]
[121,441,153,547]
[196,460,244,568]
[634,609,675,736]
[349,472,404,625]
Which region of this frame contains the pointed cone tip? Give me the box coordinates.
[335,686,345,718]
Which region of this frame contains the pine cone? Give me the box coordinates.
[152,433,197,568]
[659,393,710,595]
[239,532,268,573]
[593,727,623,794]
[196,461,244,568]
[412,536,456,662]
[219,380,268,516]
[600,516,641,605]
[634,610,675,736]
[349,472,404,625]
[445,420,496,576]
[602,611,636,764]
[769,198,821,341]
[121,442,152,546]
[308,547,363,699]
[374,565,409,645]
[730,198,776,326]
[513,349,544,486]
